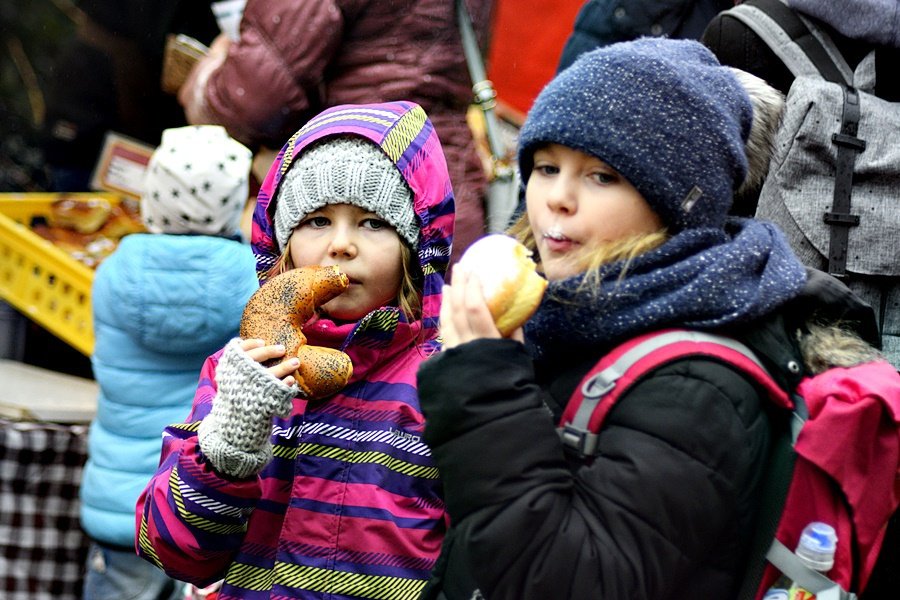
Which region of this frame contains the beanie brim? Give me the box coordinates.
[517,38,753,233]
[273,137,418,251]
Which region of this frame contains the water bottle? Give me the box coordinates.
[763,588,790,600]
[763,522,837,600]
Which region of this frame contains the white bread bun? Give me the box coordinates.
[458,234,547,336]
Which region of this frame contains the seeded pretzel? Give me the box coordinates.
[240,266,353,399]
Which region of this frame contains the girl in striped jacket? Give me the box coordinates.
[136,101,455,600]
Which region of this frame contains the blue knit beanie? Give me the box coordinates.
[518,38,753,232]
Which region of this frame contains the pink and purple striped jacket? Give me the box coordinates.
[136,101,455,599]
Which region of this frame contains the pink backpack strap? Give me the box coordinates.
[558,328,790,458]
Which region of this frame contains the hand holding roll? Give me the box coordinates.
[443,234,546,346]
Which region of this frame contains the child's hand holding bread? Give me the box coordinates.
[441,234,546,347]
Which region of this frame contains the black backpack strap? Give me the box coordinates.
[824,87,866,278]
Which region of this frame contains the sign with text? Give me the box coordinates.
[90,132,154,200]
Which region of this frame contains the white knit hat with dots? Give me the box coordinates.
[273,136,417,251]
[141,125,252,236]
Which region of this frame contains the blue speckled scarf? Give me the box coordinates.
[524,218,808,361]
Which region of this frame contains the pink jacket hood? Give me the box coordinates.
[250,101,455,347]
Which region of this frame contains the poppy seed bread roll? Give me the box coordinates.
[240,266,352,400]
[458,234,547,336]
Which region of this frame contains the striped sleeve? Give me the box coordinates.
[135,352,263,586]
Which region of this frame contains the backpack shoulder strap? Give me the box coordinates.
[725,0,852,85]
[558,329,789,458]
[558,329,854,598]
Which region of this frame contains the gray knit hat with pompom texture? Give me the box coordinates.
[273,136,417,250]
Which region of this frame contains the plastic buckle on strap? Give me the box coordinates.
[581,373,616,399]
[559,425,600,457]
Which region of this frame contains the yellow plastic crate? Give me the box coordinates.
[0,193,123,356]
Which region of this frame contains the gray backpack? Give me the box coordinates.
[726,0,900,367]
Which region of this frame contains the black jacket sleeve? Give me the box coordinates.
[418,338,771,600]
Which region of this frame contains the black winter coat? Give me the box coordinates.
[557,0,733,72]
[416,270,878,600]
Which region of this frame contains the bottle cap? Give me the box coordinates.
[796,522,837,572]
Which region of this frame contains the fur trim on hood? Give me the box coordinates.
[729,67,785,199]
[787,268,885,374]
[799,322,883,374]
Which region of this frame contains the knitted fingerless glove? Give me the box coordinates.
[198,338,298,478]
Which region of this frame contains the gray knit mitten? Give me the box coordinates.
[198,338,298,478]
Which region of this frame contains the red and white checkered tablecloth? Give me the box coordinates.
[0,418,90,600]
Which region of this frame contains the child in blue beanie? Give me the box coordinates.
[415,37,883,599]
